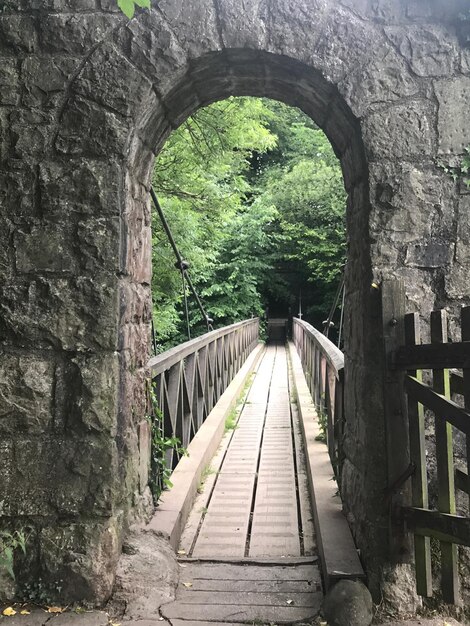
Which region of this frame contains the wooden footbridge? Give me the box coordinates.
[146,281,470,624]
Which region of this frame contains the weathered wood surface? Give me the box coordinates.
[186,346,311,560]
[405,376,470,435]
[404,313,432,597]
[402,507,470,547]
[394,341,470,370]
[162,562,322,624]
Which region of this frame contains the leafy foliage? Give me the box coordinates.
[0,530,26,581]
[152,97,347,347]
[147,382,187,502]
[440,146,470,189]
[117,0,150,19]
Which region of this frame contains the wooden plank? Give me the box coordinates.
[381,279,411,562]
[405,376,470,435]
[404,313,432,598]
[450,370,465,396]
[288,342,365,589]
[431,310,459,605]
[394,341,470,371]
[174,590,319,607]
[180,562,319,582]
[462,307,470,510]
[402,507,470,547]
[455,468,469,496]
[184,578,319,593]
[162,602,320,623]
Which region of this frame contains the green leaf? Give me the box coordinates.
[117,0,135,18]
[134,0,151,6]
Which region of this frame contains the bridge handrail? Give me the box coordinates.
[148,318,260,492]
[149,319,258,375]
[293,318,344,377]
[292,317,345,481]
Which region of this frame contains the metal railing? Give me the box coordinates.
[148,318,260,470]
[293,317,345,476]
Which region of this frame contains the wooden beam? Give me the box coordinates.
[461,307,470,511]
[405,376,470,436]
[394,341,470,371]
[402,507,470,548]
[404,313,432,597]
[382,280,411,563]
[450,370,465,396]
[455,468,470,496]
[431,310,459,605]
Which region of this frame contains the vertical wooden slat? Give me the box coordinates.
[431,310,459,605]
[404,312,432,597]
[381,279,411,562]
[462,307,470,508]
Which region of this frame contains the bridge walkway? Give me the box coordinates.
[161,344,324,624]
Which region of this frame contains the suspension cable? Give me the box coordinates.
[150,188,214,334]
[181,268,191,341]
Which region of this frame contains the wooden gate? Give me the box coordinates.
[386,282,470,605]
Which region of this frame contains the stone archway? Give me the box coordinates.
[0,0,469,606]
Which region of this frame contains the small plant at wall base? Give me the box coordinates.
[0,530,26,582]
[147,381,187,502]
[439,146,470,189]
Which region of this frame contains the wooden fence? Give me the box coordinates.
[392,304,470,605]
[148,318,259,471]
[292,317,345,478]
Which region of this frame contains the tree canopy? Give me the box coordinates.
[152,97,346,350]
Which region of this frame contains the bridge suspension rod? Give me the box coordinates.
[150,188,213,333]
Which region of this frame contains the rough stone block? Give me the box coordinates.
[39,514,123,603]
[2,436,120,517]
[0,275,119,351]
[39,159,122,217]
[22,56,80,108]
[338,47,421,118]
[0,59,20,106]
[119,281,152,327]
[445,263,470,299]
[14,221,76,274]
[156,0,220,58]
[384,25,459,76]
[394,267,437,314]
[39,13,122,55]
[405,241,453,268]
[55,95,128,157]
[9,109,53,158]
[435,76,470,154]
[217,0,270,49]
[0,15,37,53]
[0,354,54,435]
[138,420,151,493]
[0,164,35,223]
[77,216,121,273]
[114,12,188,99]
[59,353,119,435]
[72,44,154,118]
[363,101,435,160]
[369,162,456,246]
[267,0,328,65]
[313,6,386,83]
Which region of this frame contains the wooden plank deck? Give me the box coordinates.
[165,345,323,624]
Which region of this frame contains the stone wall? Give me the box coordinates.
[0,0,469,609]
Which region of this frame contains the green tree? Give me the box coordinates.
[151,97,347,348]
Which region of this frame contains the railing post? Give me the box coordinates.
[404,312,432,597]
[381,279,412,562]
[431,310,459,604]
